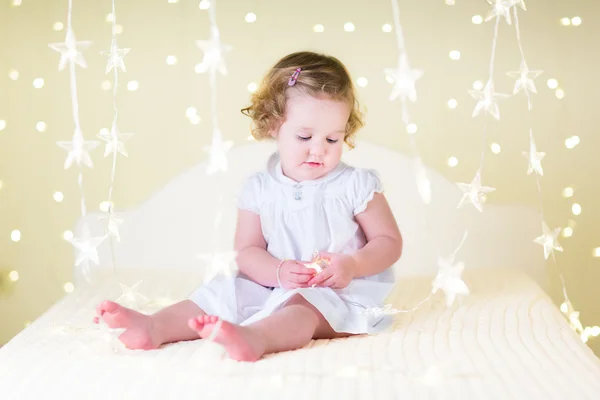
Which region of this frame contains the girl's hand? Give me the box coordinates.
[278,260,317,289]
[307,252,356,289]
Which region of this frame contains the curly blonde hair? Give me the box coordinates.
[241,51,364,148]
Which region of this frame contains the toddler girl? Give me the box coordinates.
[95,51,403,362]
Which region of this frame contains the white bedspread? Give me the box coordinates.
[2,268,599,400]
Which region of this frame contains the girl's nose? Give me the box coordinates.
[309,141,325,156]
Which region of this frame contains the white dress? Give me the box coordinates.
[189,152,396,334]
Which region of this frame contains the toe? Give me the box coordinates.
[98,300,119,315]
[188,317,202,331]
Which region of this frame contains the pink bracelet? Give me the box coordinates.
[276,259,288,288]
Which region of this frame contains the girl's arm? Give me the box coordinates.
[352,193,403,277]
[234,209,281,287]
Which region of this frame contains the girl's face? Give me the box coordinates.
[270,89,350,182]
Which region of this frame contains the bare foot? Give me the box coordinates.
[188,315,266,362]
[95,300,161,350]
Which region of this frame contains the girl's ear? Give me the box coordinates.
[269,119,283,139]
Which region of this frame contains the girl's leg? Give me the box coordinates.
[188,294,352,361]
[96,299,205,350]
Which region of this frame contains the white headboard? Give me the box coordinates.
[73,140,546,289]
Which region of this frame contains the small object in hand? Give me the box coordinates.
[304,253,329,286]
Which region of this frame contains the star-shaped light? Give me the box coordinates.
[98,123,133,158]
[99,212,124,242]
[197,250,238,284]
[506,60,543,96]
[383,53,423,103]
[48,27,92,71]
[456,170,496,212]
[523,129,545,176]
[56,128,100,169]
[432,255,470,307]
[195,26,232,77]
[469,79,510,120]
[561,298,584,334]
[116,281,149,309]
[100,37,130,74]
[485,0,514,25]
[203,129,233,175]
[533,221,563,260]
[511,0,527,10]
[68,225,106,267]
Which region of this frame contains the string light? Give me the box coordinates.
[565,136,580,149]
[562,187,574,198]
[11,230,21,242]
[472,80,483,90]
[245,12,257,23]
[0,120,6,130]
[562,227,573,238]
[356,77,368,87]
[99,201,114,212]
[449,50,461,60]
[571,203,582,216]
[547,78,558,89]
[406,123,417,134]
[36,121,46,132]
[490,143,501,154]
[127,80,139,91]
[382,23,392,32]
[313,24,324,33]
[472,15,483,24]
[53,22,64,31]
[560,17,571,26]
[33,78,45,88]
[63,282,75,293]
[571,17,582,26]
[63,230,74,241]
[8,271,19,282]
[344,22,355,32]
[593,248,600,258]
[53,191,64,203]
[447,157,458,167]
[247,82,258,93]
[199,0,210,10]
[166,55,177,65]
[447,98,458,108]
[8,69,19,80]
[555,88,565,99]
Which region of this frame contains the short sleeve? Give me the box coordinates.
[348,168,384,216]
[236,173,263,214]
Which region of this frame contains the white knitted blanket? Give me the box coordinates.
[1,268,599,400]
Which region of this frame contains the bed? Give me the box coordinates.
[1,141,599,399]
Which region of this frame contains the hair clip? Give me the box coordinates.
[288,68,301,86]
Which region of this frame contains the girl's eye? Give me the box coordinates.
[297,136,311,141]
[327,139,338,144]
